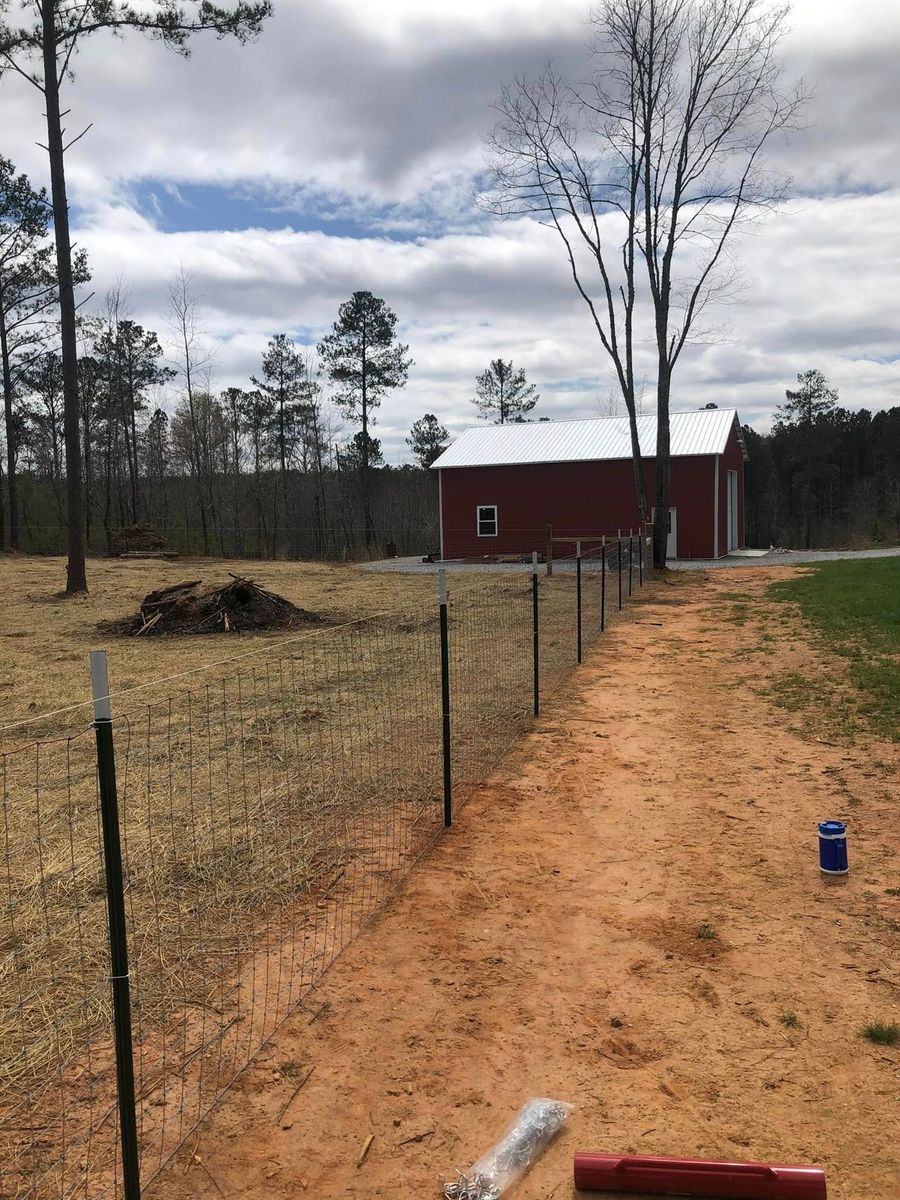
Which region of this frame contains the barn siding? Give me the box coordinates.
[439,454,720,559]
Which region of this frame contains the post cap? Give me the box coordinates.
[818,820,846,837]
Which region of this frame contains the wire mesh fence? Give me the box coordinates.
[0,537,653,1199]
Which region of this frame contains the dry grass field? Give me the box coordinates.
[0,556,442,732]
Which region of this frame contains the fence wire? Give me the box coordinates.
[448,575,533,796]
[0,541,653,1199]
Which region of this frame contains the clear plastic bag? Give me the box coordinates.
[442,1097,573,1199]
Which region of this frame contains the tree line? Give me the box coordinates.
[0,265,446,559]
[743,370,900,551]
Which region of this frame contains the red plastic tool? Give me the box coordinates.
[573,1152,827,1198]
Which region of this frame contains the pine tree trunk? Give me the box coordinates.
[128,394,140,524]
[361,354,375,551]
[103,435,113,556]
[0,300,20,550]
[42,5,87,592]
[82,407,92,546]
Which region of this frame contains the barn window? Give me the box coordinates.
[476,505,498,537]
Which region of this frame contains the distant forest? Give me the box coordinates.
[742,371,900,550]
[1,346,897,560]
[1,274,444,561]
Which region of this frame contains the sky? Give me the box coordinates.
[2,0,899,462]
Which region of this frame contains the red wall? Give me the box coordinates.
[440,453,723,559]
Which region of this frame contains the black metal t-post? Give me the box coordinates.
[639,533,644,586]
[628,537,634,596]
[531,551,540,717]
[600,541,606,633]
[576,540,582,664]
[91,651,141,1200]
[438,571,452,828]
[617,539,623,610]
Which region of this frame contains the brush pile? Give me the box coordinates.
[106,575,324,636]
[114,525,172,555]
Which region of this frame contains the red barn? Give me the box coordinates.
[432,408,747,560]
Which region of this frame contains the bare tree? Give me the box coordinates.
[484,62,650,519]
[485,0,804,565]
[167,269,214,553]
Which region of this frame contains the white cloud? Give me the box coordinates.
[1,0,898,461]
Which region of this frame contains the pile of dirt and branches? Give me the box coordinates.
[103,576,327,636]
[113,525,174,555]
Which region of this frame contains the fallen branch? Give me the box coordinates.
[277,1066,315,1128]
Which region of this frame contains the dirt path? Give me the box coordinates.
[149,567,899,1200]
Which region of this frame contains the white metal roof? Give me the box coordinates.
[431,408,745,469]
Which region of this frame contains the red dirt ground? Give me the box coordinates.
[148,567,899,1200]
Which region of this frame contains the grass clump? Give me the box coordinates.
[861,1022,899,1046]
[780,1011,801,1029]
[769,559,900,741]
[696,923,717,941]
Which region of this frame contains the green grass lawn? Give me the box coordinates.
[769,559,899,741]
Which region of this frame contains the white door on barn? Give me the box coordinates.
[652,507,677,558]
[727,471,738,551]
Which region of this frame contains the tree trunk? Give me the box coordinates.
[360,352,375,552]
[177,304,210,554]
[231,416,243,556]
[82,406,92,546]
[623,387,649,528]
[0,300,20,550]
[279,394,286,476]
[313,418,327,556]
[102,433,113,556]
[42,3,87,592]
[621,171,649,526]
[127,381,140,524]
[652,364,672,569]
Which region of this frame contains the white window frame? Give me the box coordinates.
[476,504,498,538]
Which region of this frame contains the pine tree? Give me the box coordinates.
[774,369,840,549]
[776,369,839,429]
[407,413,449,468]
[0,155,87,549]
[251,333,311,478]
[473,359,538,424]
[318,291,412,548]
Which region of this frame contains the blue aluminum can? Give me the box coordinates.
[818,820,849,875]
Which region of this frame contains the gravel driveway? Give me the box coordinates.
[364,546,900,574]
